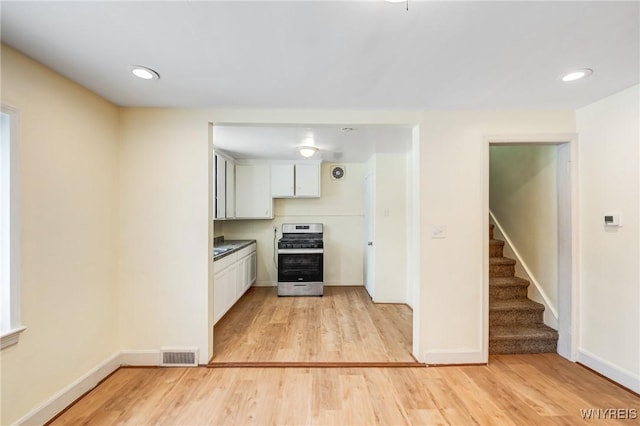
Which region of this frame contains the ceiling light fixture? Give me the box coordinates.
[385,0,409,10]
[560,68,593,82]
[299,146,318,158]
[131,65,160,80]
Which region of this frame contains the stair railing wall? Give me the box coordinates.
[489,210,558,328]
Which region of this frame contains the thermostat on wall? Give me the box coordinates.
[604,213,622,227]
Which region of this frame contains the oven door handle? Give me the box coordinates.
[277,249,324,254]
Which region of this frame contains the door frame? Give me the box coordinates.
[483,133,579,362]
[363,171,376,300]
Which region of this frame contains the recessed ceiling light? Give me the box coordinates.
[561,68,593,82]
[130,66,160,80]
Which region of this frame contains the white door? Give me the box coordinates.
[364,172,375,299]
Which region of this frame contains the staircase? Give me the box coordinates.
[489,224,558,354]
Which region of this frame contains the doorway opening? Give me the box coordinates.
[485,135,578,361]
[209,123,422,364]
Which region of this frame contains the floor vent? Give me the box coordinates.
[160,348,199,367]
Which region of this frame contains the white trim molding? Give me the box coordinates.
[577,348,640,394]
[120,349,161,366]
[0,325,26,350]
[1,104,24,349]
[14,352,121,426]
[483,133,580,362]
[13,349,167,424]
[423,349,484,365]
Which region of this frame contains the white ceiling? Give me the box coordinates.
[1,1,638,160]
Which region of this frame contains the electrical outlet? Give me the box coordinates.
[430,225,447,239]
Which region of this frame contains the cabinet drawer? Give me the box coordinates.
[236,242,257,259]
[214,252,238,272]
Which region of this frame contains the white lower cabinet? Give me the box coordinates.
[213,243,257,324]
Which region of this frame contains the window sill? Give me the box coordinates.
[1,326,27,350]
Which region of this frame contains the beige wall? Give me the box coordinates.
[418,110,576,363]
[221,162,366,286]
[118,109,213,363]
[0,46,120,424]
[576,85,639,391]
[490,145,559,313]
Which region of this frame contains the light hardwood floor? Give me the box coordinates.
[211,286,415,364]
[51,355,639,425]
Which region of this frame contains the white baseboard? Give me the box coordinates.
[577,348,640,394]
[423,349,484,365]
[14,349,168,425]
[253,282,365,287]
[14,351,121,426]
[120,349,161,366]
[324,282,363,287]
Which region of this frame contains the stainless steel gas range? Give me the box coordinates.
[277,223,324,296]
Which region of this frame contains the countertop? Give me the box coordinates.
[213,239,256,261]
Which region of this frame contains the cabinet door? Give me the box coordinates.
[225,264,238,311]
[226,160,235,218]
[213,270,226,324]
[215,155,226,218]
[270,164,294,197]
[249,251,257,287]
[235,164,272,218]
[295,163,320,197]
[236,256,248,300]
[214,263,238,324]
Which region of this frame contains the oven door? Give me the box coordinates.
[277,250,323,283]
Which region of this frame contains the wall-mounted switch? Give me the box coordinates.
[431,225,447,239]
[604,213,623,227]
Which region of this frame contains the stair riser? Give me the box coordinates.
[489,286,528,300]
[489,244,504,257]
[490,339,557,354]
[489,264,515,277]
[489,226,494,240]
[490,310,543,326]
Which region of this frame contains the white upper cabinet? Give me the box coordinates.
[270,163,320,198]
[214,154,226,219]
[225,159,235,218]
[295,163,320,197]
[270,164,295,197]
[214,152,235,219]
[235,164,273,219]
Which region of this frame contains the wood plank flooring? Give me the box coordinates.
[211,286,415,364]
[50,354,639,425]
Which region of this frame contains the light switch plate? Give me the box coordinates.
[431,225,447,239]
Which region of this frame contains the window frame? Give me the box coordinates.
[1,104,25,349]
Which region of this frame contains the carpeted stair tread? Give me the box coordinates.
[489,276,530,287]
[489,257,516,266]
[490,298,545,312]
[487,222,558,354]
[490,324,558,340]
